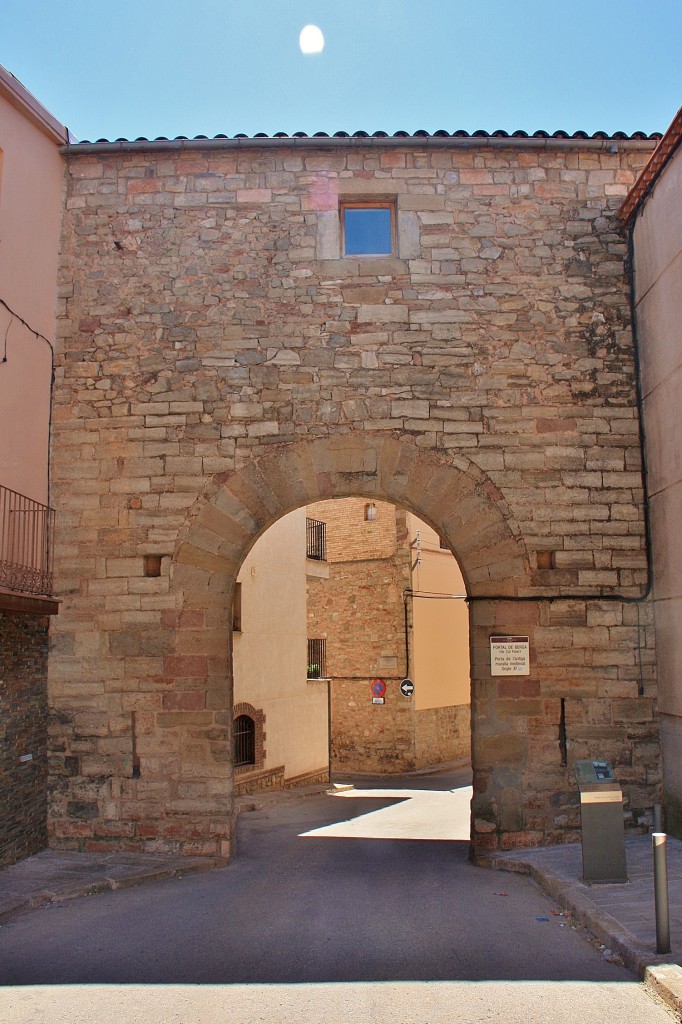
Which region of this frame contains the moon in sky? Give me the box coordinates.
[299,24,325,54]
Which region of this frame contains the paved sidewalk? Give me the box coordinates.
[0,782,331,924]
[493,834,682,1014]
[0,849,218,923]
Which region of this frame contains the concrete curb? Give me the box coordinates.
[645,964,682,1017]
[492,852,682,1017]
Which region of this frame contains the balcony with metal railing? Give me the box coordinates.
[0,484,55,601]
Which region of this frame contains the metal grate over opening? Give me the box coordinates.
[306,518,327,561]
[234,714,256,766]
[307,638,327,679]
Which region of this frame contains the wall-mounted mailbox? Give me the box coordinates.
[574,759,627,884]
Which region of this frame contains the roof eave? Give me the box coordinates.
[0,64,70,146]
[62,135,659,156]
[619,107,682,225]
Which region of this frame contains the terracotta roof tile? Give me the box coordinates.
[74,127,661,146]
[619,107,682,223]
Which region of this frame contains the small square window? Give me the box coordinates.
[341,203,394,256]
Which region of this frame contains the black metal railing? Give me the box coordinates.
[234,714,255,767]
[307,638,327,679]
[0,484,55,596]
[306,517,327,561]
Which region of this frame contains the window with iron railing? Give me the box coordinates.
[234,714,256,767]
[307,638,327,679]
[0,484,55,597]
[306,517,327,561]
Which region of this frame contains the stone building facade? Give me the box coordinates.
[49,131,659,860]
[306,497,470,773]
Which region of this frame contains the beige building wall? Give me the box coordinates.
[632,139,682,834]
[0,67,67,504]
[407,514,470,712]
[233,508,329,784]
[0,68,67,869]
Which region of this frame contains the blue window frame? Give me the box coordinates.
[342,203,394,256]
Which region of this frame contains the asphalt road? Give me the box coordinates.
[0,769,675,1022]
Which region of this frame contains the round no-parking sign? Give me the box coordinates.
[370,678,386,698]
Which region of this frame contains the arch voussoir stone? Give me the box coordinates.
[222,465,283,531]
[196,501,252,551]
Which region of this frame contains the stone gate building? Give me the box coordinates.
[49,128,660,860]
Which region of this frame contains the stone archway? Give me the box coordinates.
[167,432,531,861]
[176,432,527,593]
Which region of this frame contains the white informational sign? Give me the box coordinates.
[490,635,530,676]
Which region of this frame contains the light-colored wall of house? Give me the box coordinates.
[634,147,682,834]
[407,515,470,712]
[233,508,329,779]
[0,86,64,504]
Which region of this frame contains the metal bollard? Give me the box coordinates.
[654,803,664,833]
[653,832,671,954]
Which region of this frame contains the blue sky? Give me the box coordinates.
[3,0,681,141]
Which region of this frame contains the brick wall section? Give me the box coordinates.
[307,499,413,772]
[0,613,49,867]
[50,138,658,858]
[307,497,469,772]
[307,499,409,679]
[311,497,400,563]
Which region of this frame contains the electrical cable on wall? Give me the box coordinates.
[2,311,10,363]
[0,296,54,361]
[0,295,56,507]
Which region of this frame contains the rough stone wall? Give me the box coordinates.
[331,677,416,773]
[415,704,471,766]
[0,612,49,866]
[50,138,658,858]
[471,597,657,850]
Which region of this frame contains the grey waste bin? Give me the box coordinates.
[574,760,627,883]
